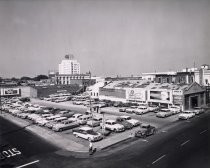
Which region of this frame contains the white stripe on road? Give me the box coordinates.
[16,160,40,168]
[200,130,207,134]
[141,139,149,142]
[152,155,166,164]
[180,140,190,147]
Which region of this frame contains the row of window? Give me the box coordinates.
[91,92,99,97]
[58,76,85,80]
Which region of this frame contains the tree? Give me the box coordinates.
[20,76,32,81]
[33,75,49,81]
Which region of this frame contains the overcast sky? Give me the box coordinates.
[0,0,209,78]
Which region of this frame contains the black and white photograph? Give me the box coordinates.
[0,0,210,167]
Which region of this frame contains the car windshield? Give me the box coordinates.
[86,130,98,135]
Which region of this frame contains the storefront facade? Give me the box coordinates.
[183,82,206,110]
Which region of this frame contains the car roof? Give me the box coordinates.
[106,119,116,122]
[79,126,92,131]
[120,115,130,118]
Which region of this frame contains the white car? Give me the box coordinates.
[119,116,140,126]
[73,127,103,142]
[169,106,181,114]
[68,113,83,122]
[193,107,204,115]
[148,105,159,112]
[36,119,49,126]
[134,106,148,115]
[178,112,195,120]
[105,120,125,132]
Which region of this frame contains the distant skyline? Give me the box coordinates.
[0,0,210,78]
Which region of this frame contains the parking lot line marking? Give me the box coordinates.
[152,154,166,164]
[200,130,207,134]
[180,140,190,147]
[15,160,40,168]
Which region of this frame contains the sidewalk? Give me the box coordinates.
[94,127,140,150]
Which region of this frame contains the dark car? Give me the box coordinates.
[97,129,111,136]
[116,117,133,129]
[60,112,75,118]
[135,125,156,138]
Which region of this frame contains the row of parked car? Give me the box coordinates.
[2,98,156,142]
[119,103,205,120]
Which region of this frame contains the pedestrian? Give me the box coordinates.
[89,142,93,153]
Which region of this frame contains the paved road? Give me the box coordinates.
[1,110,209,168]
[0,117,58,168]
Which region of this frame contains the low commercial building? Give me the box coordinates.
[0,87,21,97]
[98,80,206,110]
[0,86,37,98]
[56,72,95,87]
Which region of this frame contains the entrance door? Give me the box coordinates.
[191,96,198,108]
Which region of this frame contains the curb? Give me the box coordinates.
[100,137,133,150]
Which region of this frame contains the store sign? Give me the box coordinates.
[172,90,183,96]
[150,90,170,101]
[126,88,146,101]
[3,88,20,96]
[173,95,183,105]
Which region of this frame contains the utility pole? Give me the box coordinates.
[0,86,2,114]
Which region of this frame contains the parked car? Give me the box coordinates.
[134,106,149,115]
[115,117,133,129]
[135,125,156,138]
[76,115,92,125]
[52,122,79,131]
[148,105,159,112]
[73,127,103,142]
[97,129,111,137]
[68,113,83,122]
[104,120,125,132]
[45,121,57,129]
[169,106,181,114]
[178,112,195,120]
[156,109,173,118]
[193,107,204,115]
[119,108,127,112]
[119,116,140,127]
[125,108,135,114]
[87,117,102,127]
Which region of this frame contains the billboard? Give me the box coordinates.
[149,90,171,103]
[1,88,20,96]
[99,88,126,99]
[126,88,146,101]
[173,95,183,105]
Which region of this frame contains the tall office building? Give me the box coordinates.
[58,54,80,75]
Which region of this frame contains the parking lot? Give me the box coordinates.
[1,95,206,152]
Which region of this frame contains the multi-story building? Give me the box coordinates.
[58,54,80,75]
[195,64,210,86]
